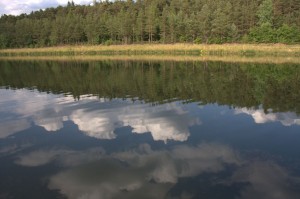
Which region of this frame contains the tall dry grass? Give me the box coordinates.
[1,54,300,64]
[1,43,300,56]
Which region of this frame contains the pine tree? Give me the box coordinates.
[198,4,211,43]
[257,0,274,26]
[145,1,157,43]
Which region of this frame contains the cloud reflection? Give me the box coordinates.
[2,89,300,143]
[0,89,200,142]
[0,119,30,138]
[232,161,300,199]
[0,89,68,137]
[70,103,200,142]
[15,142,300,199]
[33,143,239,199]
[235,108,300,126]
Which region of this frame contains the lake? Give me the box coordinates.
[0,59,300,199]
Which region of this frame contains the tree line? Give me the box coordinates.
[0,0,300,48]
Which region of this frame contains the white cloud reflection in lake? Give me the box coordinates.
[235,108,300,126]
[15,143,242,199]
[231,161,300,199]
[69,102,201,142]
[1,89,300,143]
[14,142,300,199]
[0,89,200,142]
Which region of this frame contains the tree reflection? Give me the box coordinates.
[1,60,299,113]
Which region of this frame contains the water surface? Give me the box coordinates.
[0,60,300,199]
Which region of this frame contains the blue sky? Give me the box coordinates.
[0,0,93,16]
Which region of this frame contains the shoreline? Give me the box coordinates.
[1,54,300,64]
[1,44,300,57]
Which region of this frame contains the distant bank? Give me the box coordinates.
[0,44,300,57]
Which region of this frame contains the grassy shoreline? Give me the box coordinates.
[1,55,300,64]
[1,44,300,57]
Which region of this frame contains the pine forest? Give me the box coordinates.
[0,0,300,48]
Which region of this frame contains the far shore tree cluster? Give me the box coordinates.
[0,0,300,48]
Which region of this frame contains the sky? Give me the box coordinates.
[0,0,94,16]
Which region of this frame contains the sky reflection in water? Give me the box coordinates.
[1,60,300,199]
[0,89,300,199]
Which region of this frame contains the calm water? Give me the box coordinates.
[0,59,300,199]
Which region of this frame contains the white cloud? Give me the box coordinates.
[0,119,31,138]
[34,116,65,132]
[0,89,70,118]
[170,143,241,177]
[15,143,300,199]
[0,89,69,136]
[231,161,300,199]
[0,0,93,16]
[0,89,200,142]
[70,102,200,142]
[235,108,300,126]
[121,104,201,142]
[15,149,72,166]
[70,109,118,140]
[2,89,300,144]
[24,143,239,199]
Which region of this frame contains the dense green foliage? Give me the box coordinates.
[0,0,300,48]
[0,60,299,114]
